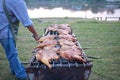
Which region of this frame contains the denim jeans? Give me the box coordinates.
[0,38,27,79]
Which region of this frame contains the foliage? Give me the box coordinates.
[25,0,120,14]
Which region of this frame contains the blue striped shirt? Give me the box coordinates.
[0,0,33,39]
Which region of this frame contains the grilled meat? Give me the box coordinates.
[57,29,70,35]
[45,24,72,34]
[36,45,59,68]
[58,34,77,42]
[58,24,72,34]
[59,47,85,62]
[35,24,86,68]
[36,39,58,49]
[38,35,56,42]
[59,39,76,46]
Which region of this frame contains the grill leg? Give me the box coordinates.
[27,71,40,80]
[34,71,40,80]
[28,73,35,80]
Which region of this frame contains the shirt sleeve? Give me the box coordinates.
[8,0,33,27]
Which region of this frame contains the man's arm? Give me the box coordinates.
[8,0,40,41]
[27,25,40,41]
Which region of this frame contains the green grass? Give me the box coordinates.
[0,18,120,80]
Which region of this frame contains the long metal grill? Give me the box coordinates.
[25,26,93,80]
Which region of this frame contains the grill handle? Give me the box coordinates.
[87,56,101,59]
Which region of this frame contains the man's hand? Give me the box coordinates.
[32,34,40,41]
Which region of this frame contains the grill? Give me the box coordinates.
[24,25,93,80]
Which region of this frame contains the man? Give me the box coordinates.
[0,0,40,80]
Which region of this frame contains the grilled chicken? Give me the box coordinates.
[35,24,86,68]
[59,34,77,41]
[36,45,59,68]
[36,39,58,49]
[59,39,76,46]
[59,39,86,62]
[47,24,58,31]
[59,46,85,62]
[59,51,85,62]
[38,35,56,42]
[57,29,70,35]
[58,24,72,34]
[46,24,72,34]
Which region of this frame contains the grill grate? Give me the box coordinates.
[27,55,92,69]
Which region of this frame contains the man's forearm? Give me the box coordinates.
[27,25,40,41]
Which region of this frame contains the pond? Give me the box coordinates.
[25,0,120,21]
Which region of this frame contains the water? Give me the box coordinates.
[25,0,120,21]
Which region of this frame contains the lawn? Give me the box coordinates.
[0,18,120,80]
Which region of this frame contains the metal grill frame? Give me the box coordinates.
[25,28,93,80]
